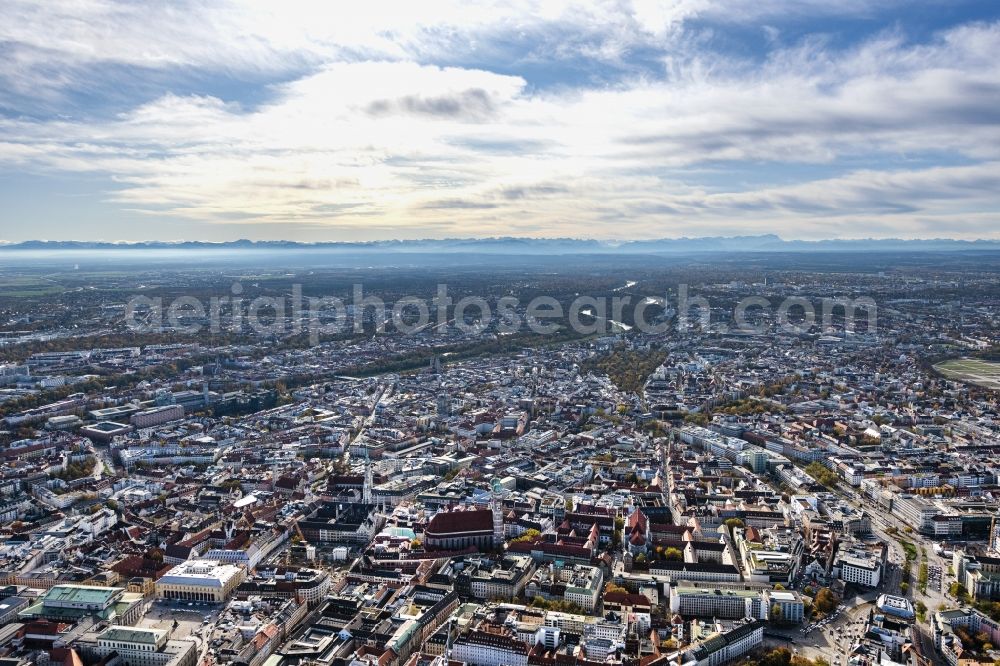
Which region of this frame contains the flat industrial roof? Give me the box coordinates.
[43,585,121,605]
[100,626,166,644]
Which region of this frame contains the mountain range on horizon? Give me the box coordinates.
[3,235,1000,254]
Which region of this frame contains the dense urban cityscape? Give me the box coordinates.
[0,247,996,666]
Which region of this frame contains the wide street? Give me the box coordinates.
[764,591,880,664]
[139,599,224,663]
[825,482,966,666]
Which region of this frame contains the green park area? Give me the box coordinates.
[933,358,1000,390]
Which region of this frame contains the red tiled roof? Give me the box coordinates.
[627,509,647,531]
[603,592,651,607]
[425,508,493,536]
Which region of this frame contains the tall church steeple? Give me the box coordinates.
[363,450,373,505]
[490,478,504,546]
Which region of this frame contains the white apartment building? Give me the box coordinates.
[561,565,603,613]
[836,554,881,587]
[451,630,529,666]
[685,621,765,666]
[130,404,184,428]
[764,590,805,624]
[96,627,197,666]
[155,560,245,603]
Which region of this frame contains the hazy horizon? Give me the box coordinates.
[6,234,1000,244]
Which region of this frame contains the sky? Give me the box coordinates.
[1,0,999,242]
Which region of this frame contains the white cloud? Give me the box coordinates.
[0,0,917,102]
[0,0,673,97]
[0,3,998,239]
